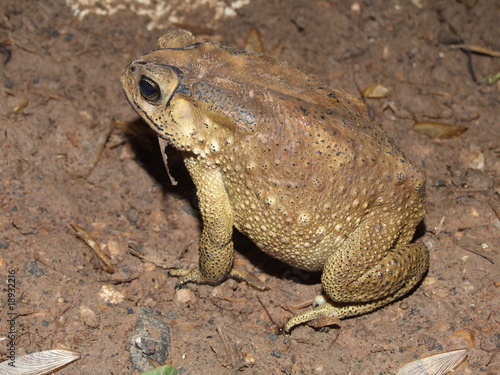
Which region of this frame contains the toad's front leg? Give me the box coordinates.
[170,156,237,286]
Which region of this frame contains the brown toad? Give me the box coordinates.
[121,28,428,332]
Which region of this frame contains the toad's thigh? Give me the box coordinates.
[321,210,428,302]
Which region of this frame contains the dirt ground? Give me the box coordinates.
[0,0,498,374]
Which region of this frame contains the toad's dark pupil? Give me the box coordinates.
[139,77,161,102]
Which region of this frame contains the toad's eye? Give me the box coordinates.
[139,76,161,102]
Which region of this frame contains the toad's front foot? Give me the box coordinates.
[169,267,268,291]
[169,268,214,288]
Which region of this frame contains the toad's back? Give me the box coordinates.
[211,81,426,271]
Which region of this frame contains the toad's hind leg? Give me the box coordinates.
[284,243,428,331]
[284,212,429,332]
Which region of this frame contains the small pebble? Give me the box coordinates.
[244,353,256,366]
[106,240,122,256]
[459,146,484,170]
[99,285,124,304]
[175,288,194,304]
[433,288,449,299]
[461,281,475,293]
[271,349,282,358]
[351,2,361,12]
[25,261,45,276]
[143,263,156,272]
[314,365,325,373]
[125,207,139,223]
[79,305,100,328]
[423,276,436,286]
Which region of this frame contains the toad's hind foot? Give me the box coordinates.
[283,300,382,333]
[283,286,419,333]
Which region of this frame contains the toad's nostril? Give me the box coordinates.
[130,65,136,73]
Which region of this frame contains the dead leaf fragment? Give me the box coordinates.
[211,325,252,369]
[71,223,114,273]
[456,0,478,8]
[452,330,475,348]
[66,131,81,147]
[412,121,467,139]
[232,268,269,291]
[362,83,390,98]
[411,0,423,9]
[451,43,500,56]
[158,138,178,186]
[459,146,485,170]
[244,28,265,53]
[13,98,29,114]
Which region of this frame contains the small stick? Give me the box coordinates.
[71,223,114,273]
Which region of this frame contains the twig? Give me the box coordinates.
[451,44,500,57]
[453,241,495,264]
[71,223,114,273]
[257,295,279,327]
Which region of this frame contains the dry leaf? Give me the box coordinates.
[362,83,390,98]
[244,28,265,53]
[13,98,29,114]
[450,43,500,57]
[412,122,467,139]
[231,268,269,291]
[71,223,114,273]
[158,138,178,186]
[456,0,478,8]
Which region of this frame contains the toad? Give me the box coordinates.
[121,28,428,332]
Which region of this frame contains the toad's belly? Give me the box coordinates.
[229,189,358,271]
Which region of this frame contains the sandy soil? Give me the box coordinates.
[0,0,498,374]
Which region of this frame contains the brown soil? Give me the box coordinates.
[0,0,498,374]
